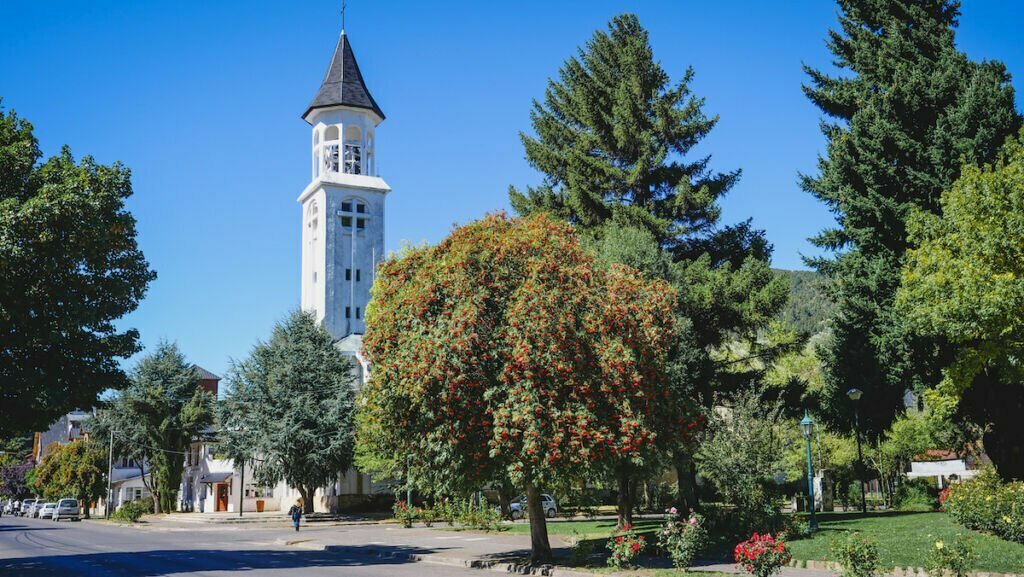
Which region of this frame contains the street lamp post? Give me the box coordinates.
[846,388,868,514]
[801,411,819,532]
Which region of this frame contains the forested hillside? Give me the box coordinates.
[775,269,834,336]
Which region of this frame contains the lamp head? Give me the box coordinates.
[847,388,863,401]
[801,410,814,438]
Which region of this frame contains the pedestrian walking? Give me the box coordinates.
[288,499,302,531]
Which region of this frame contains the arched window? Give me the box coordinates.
[344,125,362,175]
[323,125,340,173]
[338,197,368,231]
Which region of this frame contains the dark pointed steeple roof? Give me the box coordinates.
[303,32,385,123]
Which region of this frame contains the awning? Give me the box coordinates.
[199,472,233,484]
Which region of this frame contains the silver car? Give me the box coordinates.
[509,494,558,519]
[53,498,80,522]
[37,502,57,519]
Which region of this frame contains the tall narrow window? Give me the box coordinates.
[356,307,361,319]
[344,143,362,175]
[355,269,361,282]
[345,307,351,319]
[345,268,351,281]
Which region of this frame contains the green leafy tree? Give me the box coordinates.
[33,439,107,518]
[100,342,212,513]
[219,310,356,514]
[897,134,1024,480]
[509,13,788,515]
[358,213,680,563]
[802,0,1021,438]
[0,102,156,435]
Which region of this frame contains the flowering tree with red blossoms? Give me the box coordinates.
[358,213,681,562]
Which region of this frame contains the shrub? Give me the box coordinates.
[607,524,646,568]
[780,513,811,541]
[943,468,1024,544]
[420,506,436,527]
[393,500,417,528]
[830,532,880,577]
[567,529,597,566]
[657,508,709,569]
[734,533,791,577]
[113,499,153,523]
[437,498,459,526]
[894,478,939,511]
[457,501,502,532]
[925,535,976,577]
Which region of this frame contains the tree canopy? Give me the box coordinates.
[508,13,788,513]
[95,342,213,513]
[897,133,1024,480]
[219,310,357,514]
[0,102,156,435]
[802,0,1021,438]
[33,439,107,517]
[359,213,679,562]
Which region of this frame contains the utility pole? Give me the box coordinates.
[105,430,115,519]
[239,459,245,517]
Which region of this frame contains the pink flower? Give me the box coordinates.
[668,507,678,515]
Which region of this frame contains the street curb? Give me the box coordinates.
[328,546,601,577]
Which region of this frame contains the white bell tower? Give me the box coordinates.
[298,29,389,344]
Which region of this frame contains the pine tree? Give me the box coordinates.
[219,310,356,514]
[509,13,788,515]
[803,0,1020,437]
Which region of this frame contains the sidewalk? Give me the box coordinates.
[275,523,840,577]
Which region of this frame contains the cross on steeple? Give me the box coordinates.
[341,0,347,32]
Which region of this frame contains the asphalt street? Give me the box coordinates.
[0,515,485,576]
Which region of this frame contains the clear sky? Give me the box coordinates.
[3,1,1023,379]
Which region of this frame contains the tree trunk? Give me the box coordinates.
[298,486,315,514]
[673,451,698,512]
[616,472,634,529]
[496,484,513,520]
[525,483,552,564]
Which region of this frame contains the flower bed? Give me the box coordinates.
[943,469,1024,544]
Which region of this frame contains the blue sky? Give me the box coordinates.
[3,1,1023,378]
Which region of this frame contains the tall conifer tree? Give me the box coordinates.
[511,14,788,517]
[803,1,1020,437]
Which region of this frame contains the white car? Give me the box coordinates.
[52,498,80,522]
[37,502,57,519]
[509,494,558,519]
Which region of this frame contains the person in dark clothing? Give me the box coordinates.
[288,500,302,531]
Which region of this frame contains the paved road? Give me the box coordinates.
[0,516,484,576]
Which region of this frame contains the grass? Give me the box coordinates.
[787,511,1024,573]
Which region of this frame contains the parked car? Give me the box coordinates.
[37,502,57,519]
[22,499,39,517]
[52,498,80,522]
[509,494,558,519]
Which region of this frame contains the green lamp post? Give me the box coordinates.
[847,387,868,514]
[801,410,819,531]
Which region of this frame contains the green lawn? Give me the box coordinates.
[788,511,1024,573]
[501,517,662,539]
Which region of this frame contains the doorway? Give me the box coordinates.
[216,483,229,512]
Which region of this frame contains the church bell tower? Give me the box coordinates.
[299,29,388,345]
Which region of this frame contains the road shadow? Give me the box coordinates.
[0,523,66,532]
[0,544,439,576]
